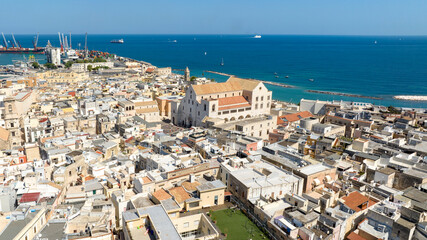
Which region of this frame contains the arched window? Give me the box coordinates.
[212,104,216,112]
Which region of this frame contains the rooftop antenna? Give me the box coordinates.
[1,33,8,49]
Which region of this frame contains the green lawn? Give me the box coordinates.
[210,209,268,240]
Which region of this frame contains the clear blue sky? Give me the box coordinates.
[1,0,426,35]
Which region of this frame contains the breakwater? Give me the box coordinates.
[306,90,382,100]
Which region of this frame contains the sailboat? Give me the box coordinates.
[220,58,224,66]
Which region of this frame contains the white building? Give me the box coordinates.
[172,77,272,127]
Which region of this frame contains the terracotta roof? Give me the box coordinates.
[191,81,241,95]
[181,181,201,192]
[0,127,9,142]
[141,176,152,184]
[346,232,368,240]
[218,96,248,106]
[168,186,191,203]
[20,192,40,203]
[278,111,313,125]
[342,191,377,212]
[227,76,261,91]
[85,176,95,181]
[152,188,172,201]
[40,135,65,143]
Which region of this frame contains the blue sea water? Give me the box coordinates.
[1,34,427,108]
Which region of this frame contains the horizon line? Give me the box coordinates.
[5,33,427,37]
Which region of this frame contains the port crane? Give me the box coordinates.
[1,32,8,49]
[11,34,18,49]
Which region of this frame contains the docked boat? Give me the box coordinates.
[110,39,124,44]
[254,35,262,38]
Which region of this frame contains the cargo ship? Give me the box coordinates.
[0,33,44,54]
[110,39,124,44]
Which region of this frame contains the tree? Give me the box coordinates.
[44,63,57,69]
[32,62,40,69]
[190,76,197,82]
[93,57,106,62]
[65,61,73,69]
[87,65,93,72]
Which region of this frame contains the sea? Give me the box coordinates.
[1,34,427,108]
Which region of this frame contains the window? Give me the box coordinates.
[34,226,37,233]
[10,123,14,128]
[255,104,258,110]
[260,104,263,108]
[225,94,227,97]
[184,222,189,228]
[256,97,259,101]
[204,104,207,111]
[8,105,12,113]
[194,220,200,226]
[267,96,270,100]
[261,96,264,101]
[212,104,216,112]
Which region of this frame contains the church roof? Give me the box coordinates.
[191,81,241,95]
[227,76,261,91]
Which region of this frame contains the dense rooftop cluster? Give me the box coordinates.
[0,56,425,240]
